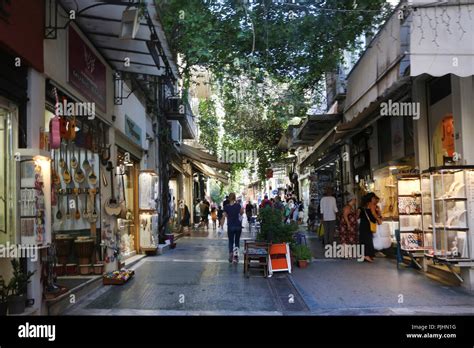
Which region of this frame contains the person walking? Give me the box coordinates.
[194,199,201,227]
[223,195,230,207]
[210,206,218,230]
[178,200,191,234]
[320,187,338,245]
[339,193,359,246]
[259,195,272,209]
[200,199,210,229]
[359,193,379,262]
[221,192,244,263]
[245,200,253,225]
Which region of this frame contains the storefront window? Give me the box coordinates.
[0,105,18,245]
[117,149,139,258]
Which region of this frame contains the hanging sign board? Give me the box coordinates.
[68,26,107,113]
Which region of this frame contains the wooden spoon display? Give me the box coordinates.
[74,148,85,183]
[88,162,97,185]
[89,188,99,223]
[66,191,71,220]
[56,194,63,221]
[63,142,71,185]
[74,188,81,220]
[59,143,65,169]
[82,192,90,220]
[82,148,91,172]
[71,142,78,170]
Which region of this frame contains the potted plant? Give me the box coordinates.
[0,276,8,316]
[293,245,312,268]
[7,259,36,315]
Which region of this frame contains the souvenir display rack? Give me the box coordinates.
[19,156,50,246]
[422,166,474,267]
[396,174,425,269]
[46,97,110,273]
[397,175,424,251]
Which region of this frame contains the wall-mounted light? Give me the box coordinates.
[120,8,140,40]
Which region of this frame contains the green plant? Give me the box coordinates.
[0,276,9,303]
[292,244,312,261]
[7,259,35,297]
[257,207,297,244]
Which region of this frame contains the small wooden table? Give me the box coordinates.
[244,241,269,278]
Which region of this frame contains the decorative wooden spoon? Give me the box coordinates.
[74,148,85,183]
[88,162,97,185]
[82,148,91,172]
[56,194,63,221]
[71,142,78,169]
[63,141,71,185]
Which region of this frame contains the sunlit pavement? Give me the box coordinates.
[64,220,474,316]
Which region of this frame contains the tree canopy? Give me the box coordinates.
[157,0,392,181]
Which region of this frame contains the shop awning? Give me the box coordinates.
[59,0,179,79]
[295,114,341,146]
[299,128,338,170]
[178,143,230,172]
[409,2,474,77]
[335,76,411,142]
[191,160,229,185]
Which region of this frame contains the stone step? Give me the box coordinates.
[426,264,461,286]
[46,276,103,315]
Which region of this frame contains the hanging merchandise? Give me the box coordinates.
[46,89,107,274]
[104,161,122,216]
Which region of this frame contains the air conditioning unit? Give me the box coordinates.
[168,120,182,145]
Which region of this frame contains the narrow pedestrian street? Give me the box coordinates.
[65,223,474,316]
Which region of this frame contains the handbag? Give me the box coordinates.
[364,209,377,234]
[318,223,325,237]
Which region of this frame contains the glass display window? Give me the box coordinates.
[138,171,159,251]
[423,166,474,260]
[117,149,140,258]
[138,171,159,210]
[0,104,18,245]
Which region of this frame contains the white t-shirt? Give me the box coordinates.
[320,196,338,221]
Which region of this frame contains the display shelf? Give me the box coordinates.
[434,197,467,201]
[428,226,469,231]
[396,175,426,254]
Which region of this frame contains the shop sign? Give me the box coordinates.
[125,115,142,146]
[68,27,106,113]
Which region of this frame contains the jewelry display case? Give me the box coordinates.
[423,166,474,261]
[397,175,425,252]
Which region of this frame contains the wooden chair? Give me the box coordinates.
[244,240,270,278]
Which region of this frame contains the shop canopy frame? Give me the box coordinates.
[176,143,230,185]
[294,113,342,146]
[49,0,179,103]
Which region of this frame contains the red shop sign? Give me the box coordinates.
[68,26,106,113]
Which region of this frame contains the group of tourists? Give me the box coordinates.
[259,194,305,224]
[314,187,384,263]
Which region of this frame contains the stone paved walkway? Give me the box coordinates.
[63,220,474,316]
